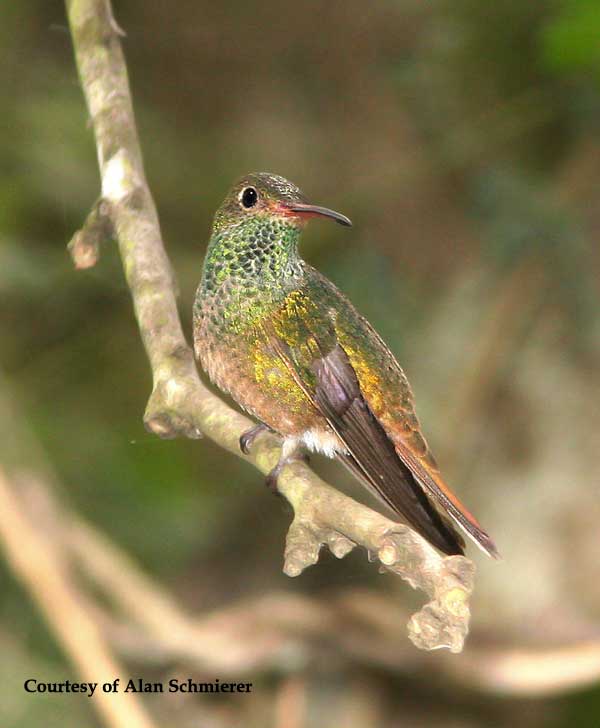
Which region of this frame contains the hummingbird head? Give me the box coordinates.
[213,172,352,232]
[201,173,352,296]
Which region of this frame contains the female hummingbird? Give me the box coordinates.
[193,173,498,558]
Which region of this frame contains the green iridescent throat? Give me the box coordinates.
[201,214,303,293]
[198,213,305,328]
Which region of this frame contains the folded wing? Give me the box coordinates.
[269,331,467,556]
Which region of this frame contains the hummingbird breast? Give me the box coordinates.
[193,275,332,439]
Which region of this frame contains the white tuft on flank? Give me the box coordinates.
[301,430,339,458]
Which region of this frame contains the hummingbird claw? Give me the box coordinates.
[265,440,308,493]
[239,423,271,454]
[265,467,281,493]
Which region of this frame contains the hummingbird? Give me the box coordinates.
[193,173,498,558]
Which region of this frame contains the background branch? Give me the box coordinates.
[0,468,157,728]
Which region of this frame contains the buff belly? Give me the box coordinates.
[197,323,342,458]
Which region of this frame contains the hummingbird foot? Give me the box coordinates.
[239,423,272,455]
[265,438,308,493]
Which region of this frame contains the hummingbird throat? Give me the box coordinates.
[198,214,306,330]
[201,214,304,295]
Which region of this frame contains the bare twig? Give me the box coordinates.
[65,0,474,651]
[68,197,113,268]
[0,468,158,728]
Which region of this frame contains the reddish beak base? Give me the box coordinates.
[279,202,352,227]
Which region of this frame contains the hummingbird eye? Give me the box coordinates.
[240,187,258,209]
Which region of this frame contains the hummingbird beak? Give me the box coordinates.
[282,202,352,227]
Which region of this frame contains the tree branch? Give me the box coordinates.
[7,467,600,698]
[0,468,158,728]
[65,0,475,652]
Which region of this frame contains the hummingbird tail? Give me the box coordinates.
[337,450,465,556]
[396,448,500,559]
[425,475,500,559]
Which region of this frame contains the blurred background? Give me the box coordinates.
[2,1,600,726]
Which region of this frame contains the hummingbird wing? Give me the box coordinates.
[313,344,500,558]
[310,344,467,556]
[263,270,498,558]
[267,328,467,555]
